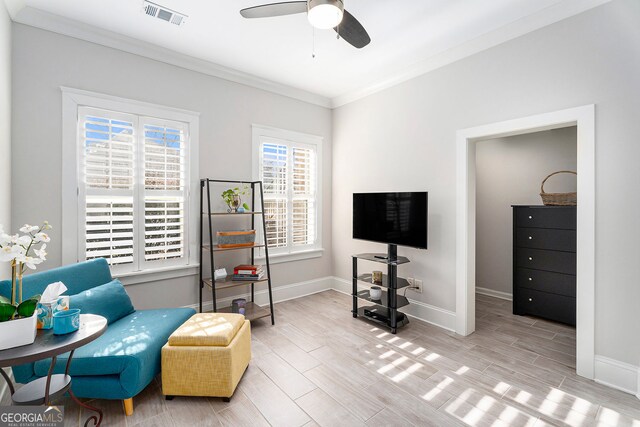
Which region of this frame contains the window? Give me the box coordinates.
[62,88,199,283]
[253,125,323,263]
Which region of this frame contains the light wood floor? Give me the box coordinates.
[10,290,640,426]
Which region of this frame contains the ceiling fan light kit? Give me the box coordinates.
[240,0,370,49]
[307,0,344,29]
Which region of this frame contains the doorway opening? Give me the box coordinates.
[455,105,595,379]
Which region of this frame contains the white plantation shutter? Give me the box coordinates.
[142,120,187,264]
[78,107,189,272]
[292,146,316,246]
[262,141,288,248]
[85,196,134,265]
[259,136,318,254]
[80,108,136,267]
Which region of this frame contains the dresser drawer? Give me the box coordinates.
[515,268,576,297]
[515,288,576,326]
[515,227,576,252]
[515,248,576,275]
[514,207,576,230]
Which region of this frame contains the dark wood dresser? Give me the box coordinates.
[512,205,576,326]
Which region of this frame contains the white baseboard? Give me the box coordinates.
[476,286,513,301]
[0,368,13,404]
[184,275,456,332]
[331,277,456,332]
[183,276,336,313]
[594,355,639,396]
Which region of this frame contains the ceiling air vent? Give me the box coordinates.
[143,1,187,26]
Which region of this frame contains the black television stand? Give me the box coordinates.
[352,244,410,334]
[373,244,398,261]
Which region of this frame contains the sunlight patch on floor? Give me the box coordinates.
[390,362,423,382]
[597,406,640,427]
[424,352,440,362]
[379,350,395,360]
[411,346,426,355]
[456,366,470,375]
[493,381,510,395]
[421,385,443,401]
[539,399,558,417]
[498,406,521,424]
[569,396,595,415]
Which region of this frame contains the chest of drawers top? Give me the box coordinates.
[512,205,576,230]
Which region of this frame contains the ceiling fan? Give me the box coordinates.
[240,0,371,49]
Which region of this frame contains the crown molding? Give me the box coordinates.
[7,0,613,109]
[3,0,25,18]
[330,0,613,108]
[9,5,332,109]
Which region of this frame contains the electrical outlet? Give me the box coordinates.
[415,279,423,293]
[407,277,415,287]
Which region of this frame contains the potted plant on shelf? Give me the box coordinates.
[221,185,251,213]
[0,221,51,350]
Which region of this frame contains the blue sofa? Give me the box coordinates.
[0,259,195,414]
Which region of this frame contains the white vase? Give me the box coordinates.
[369,286,382,301]
[0,313,37,351]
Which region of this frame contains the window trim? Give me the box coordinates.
[62,87,200,285]
[251,124,323,263]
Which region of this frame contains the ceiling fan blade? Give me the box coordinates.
[334,10,371,49]
[240,1,308,19]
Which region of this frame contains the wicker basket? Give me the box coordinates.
[540,171,577,206]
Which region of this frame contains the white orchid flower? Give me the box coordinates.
[19,224,39,234]
[34,232,51,243]
[34,244,47,261]
[16,254,43,269]
[0,246,16,262]
[12,245,26,256]
[16,235,32,246]
[42,221,52,230]
[0,233,11,245]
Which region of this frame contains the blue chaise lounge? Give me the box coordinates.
[0,258,195,415]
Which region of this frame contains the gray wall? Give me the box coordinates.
[475,127,577,296]
[11,24,333,309]
[332,0,640,365]
[0,3,10,280]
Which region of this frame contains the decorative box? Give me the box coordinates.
[216,230,256,248]
[37,296,69,330]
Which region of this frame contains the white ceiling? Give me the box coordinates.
[4,0,610,107]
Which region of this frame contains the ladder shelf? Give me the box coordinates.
[199,178,275,325]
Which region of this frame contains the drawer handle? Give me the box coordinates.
[528,257,533,261]
[528,298,533,302]
[528,236,532,240]
[528,277,532,281]
[528,215,533,219]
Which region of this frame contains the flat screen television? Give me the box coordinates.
[353,192,428,249]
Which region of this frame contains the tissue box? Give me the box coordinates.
[37,296,69,330]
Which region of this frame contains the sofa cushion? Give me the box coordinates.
[168,313,245,347]
[68,279,134,325]
[0,258,112,302]
[34,307,195,397]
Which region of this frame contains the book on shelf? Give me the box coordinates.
[233,264,263,275]
[232,272,265,281]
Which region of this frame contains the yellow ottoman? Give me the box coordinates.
[161,313,251,401]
